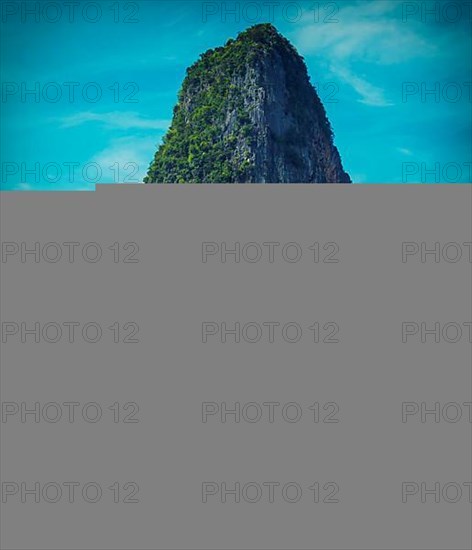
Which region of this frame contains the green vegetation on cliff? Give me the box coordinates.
[144,24,336,183]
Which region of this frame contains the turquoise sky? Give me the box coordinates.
[1,0,471,189]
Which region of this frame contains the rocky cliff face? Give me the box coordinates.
[145,24,351,183]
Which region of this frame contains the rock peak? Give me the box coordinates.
[145,26,351,183]
[236,23,283,43]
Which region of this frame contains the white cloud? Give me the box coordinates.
[88,136,160,183]
[290,0,436,108]
[293,1,435,65]
[330,66,393,107]
[349,173,367,184]
[397,147,413,156]
[59,111,171,130]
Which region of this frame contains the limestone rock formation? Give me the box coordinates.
[145,24,351,183]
